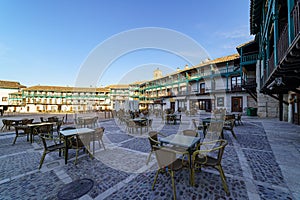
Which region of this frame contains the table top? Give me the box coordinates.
[60,128,95,137]
[165,114,178,116]
[78,116,96,120]
[3,119,24,122]
[27,122,54,127]
[202,118,224,123]
[132,118,147,121]
[160,134,200,149]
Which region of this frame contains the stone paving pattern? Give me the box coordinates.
[0,113,299,199]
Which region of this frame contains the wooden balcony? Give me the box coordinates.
[241,54,259,65]
[261,2,300,93]
[242,78,257,89]
[231,85,243,92]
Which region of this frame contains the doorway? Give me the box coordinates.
[231,97,243,112]
[292,94,300,125]
[170,102,175,112]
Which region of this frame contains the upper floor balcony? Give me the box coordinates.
[240,54,259,65]
[262,1,300,92]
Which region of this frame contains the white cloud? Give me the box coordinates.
[215,25,253,40]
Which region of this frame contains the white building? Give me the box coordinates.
[0,80,26,114]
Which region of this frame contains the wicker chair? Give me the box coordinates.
[12,119,34,144]
[192,119,204,132]
[204,120,224,140]
[1,119,13,131]
[182,129,198,137]
[146,131,166,165]
[191,139,229,195]
[235,113,243,125]
[38,124,64,169]
[73,131,93,164]
[126,120,139,134]
[93,127,105,150]
[223,119,237,139]
[175,114,181,124]
[146,119,153,131]
[60,126,92,164]
[152,145,185,200]
[147,131,189,166]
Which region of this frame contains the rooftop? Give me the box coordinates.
[0,80,26,89]
[23,85,109,93]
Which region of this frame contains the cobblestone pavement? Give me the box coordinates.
[0,113,300,199]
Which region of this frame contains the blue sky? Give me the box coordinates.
[0,0,253,87]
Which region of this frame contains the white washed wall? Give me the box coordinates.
[0,88,19,105]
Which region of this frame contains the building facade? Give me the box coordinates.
[250,0,300,124]
[139,54,254,114]
[0,80,26,114]
[8,85,110,113]
[3,55,258,116]
[108,84,130,110]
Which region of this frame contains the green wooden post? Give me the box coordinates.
[226,62,229,91]
[288,0,295,44]
[186,80,188,95]
[266,39,270,77]
[239,49,242,72]
[273,0,279,65]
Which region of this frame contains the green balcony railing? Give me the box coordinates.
[241,54,259,65]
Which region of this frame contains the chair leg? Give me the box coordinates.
[12,130,20,145]
[221,130,224,139]
[74,149,79,165]
[152,170,160,190]
[170,171,176,200]
[39,152,47,169]
[231,130,237,139]
[12,136,18,145]
[146,151,152,165]
[191,168,195,186]
[101,139,105,150]
[216,165,229,195]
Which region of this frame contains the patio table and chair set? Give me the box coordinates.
[116,114,153,135]
[147,112,243,199]
[2,115,105,169]
[1,112,243,199]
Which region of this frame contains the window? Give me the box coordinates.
[231,76,242,91]
[2,97,8,102]
[191,83,198,92]
[198,99,212,111]
[200,68,204,74]
[199,83,205,94]
[217,97,224,106]
[199,100,206,110]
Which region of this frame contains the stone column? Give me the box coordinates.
[175,100,178,110]
[186,99,190,111]
[283,94,289,121]
[288,93,293,123]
